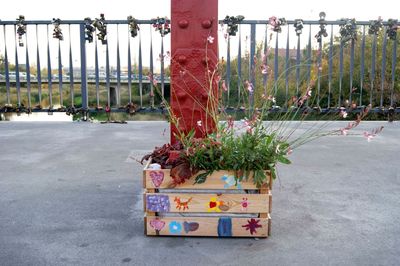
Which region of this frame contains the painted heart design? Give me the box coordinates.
[150,171,164,188]
[150,219,165,231]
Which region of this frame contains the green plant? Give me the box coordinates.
[142,24,384,188]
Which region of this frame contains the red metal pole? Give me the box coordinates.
[170,0,219,144]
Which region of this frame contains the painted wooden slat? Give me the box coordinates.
[143,169,270,190]
[145,192,270,213]
[145,216,269,237]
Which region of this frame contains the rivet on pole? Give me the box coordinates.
[201,20,212,29]
[178,19,189,28]
[177,55,187,64]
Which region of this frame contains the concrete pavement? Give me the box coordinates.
[0,121,399,266]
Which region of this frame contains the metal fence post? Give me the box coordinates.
[79,23,88,118]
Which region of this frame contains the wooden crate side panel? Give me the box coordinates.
[145,193,269,213]
[144,169,271,190]
[145,216,268,237]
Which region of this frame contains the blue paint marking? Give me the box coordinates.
[169,221,182,234]
[218,217,232,237]
[221,175,242,189]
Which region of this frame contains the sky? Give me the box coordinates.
[1,0,399,21]
[0,0,399,71]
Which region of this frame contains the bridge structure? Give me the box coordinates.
[0,5,399,118]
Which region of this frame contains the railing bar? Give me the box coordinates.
[263,25,268,95]
[138,31,143,108]
[127,28,132,104]
[3,26,11,105]
[328,24,333,108]
[68,24,74,107]
[360,26,366,106]
[36,24,42,105]
[237,25,242,106]
[296,34,301,96]
[249,24,256,110]
[307,24,311,87]
[116,25,121,106]
[380,28,387,108]
[79,24,88,110]
[226,36,231,105]
[390,35,397,107]
[0,20,163,25]
[26,31,31,109]
[47,25,53,108]
[370,34,377,106]
[95,32,100,107]
[339,41,344,107]
[14,25,21,106]
[149,26,154,108]
[105,40,111,107]
[285,25,289,103]
[160,36,165,99]
[2,19,400,26]
[317,40,322,107]
[349,39,355,104]
[58,40,63,107]
[274,31,278,84]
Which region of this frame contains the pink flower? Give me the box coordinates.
[269,16,278,28]
[363,126,384,142]
[261,65,269,75]
[340,128,348,136]
[222,80,228,92]
[197,120,202,127]
[267,95,276,103]
[207,35,214,44]
[245,80,253,93]
[363,132,374,142]
[262,54,268,63]
[287,148,293,155]
[246,126,252,134]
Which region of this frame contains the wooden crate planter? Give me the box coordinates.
[143,161,272,238]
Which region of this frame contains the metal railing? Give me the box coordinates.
[221,16,399,114]
[0,17,170,115]
[0,15,399,116]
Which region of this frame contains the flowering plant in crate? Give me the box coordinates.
[141,18,383,188]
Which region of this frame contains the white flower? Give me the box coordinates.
[207,36,214,44]
[197,120,202,127]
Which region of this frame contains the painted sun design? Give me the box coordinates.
[242,218,262,235]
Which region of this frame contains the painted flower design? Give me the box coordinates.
[242,218,262,235]
[169,221,182,234]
